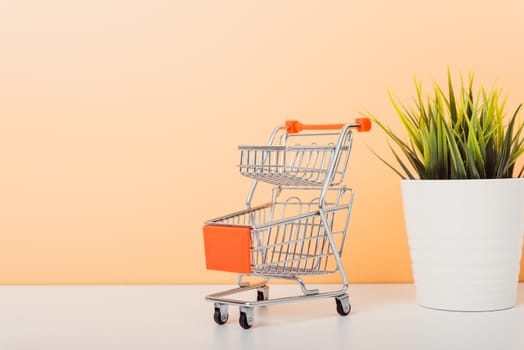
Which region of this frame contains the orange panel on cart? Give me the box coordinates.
[203,225,252,273]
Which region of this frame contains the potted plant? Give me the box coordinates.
[368,70,524,311]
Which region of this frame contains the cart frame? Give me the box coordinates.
[204,119,370,328]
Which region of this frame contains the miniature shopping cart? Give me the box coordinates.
[203,119,371,329]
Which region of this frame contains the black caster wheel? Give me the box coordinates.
[256,286,269,301]
[335,295,351,316]
[239,309,254,329]
[213,306,228,325]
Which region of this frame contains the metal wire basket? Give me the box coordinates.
[238,144,350,186]
[205,188,353,276]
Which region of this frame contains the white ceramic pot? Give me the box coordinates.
[401,178,524,311]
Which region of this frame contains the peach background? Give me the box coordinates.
[1,0,523,284]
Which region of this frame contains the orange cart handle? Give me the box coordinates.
[285,118,371,134]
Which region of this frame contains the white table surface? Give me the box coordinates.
[0,283,523,350]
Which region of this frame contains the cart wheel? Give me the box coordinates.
[335,295,351,316]
[213,305,228,325]
[239,308,254,329]
[256,286,269,301]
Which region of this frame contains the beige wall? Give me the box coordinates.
[1,0,523,284]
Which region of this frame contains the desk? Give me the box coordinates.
[0,284,522,350]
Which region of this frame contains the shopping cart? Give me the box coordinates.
[203,119,371,329]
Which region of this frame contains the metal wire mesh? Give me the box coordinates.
[206,191,352,276]
[238,142,351,187]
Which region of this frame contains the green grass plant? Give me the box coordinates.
[368,70,524,179]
